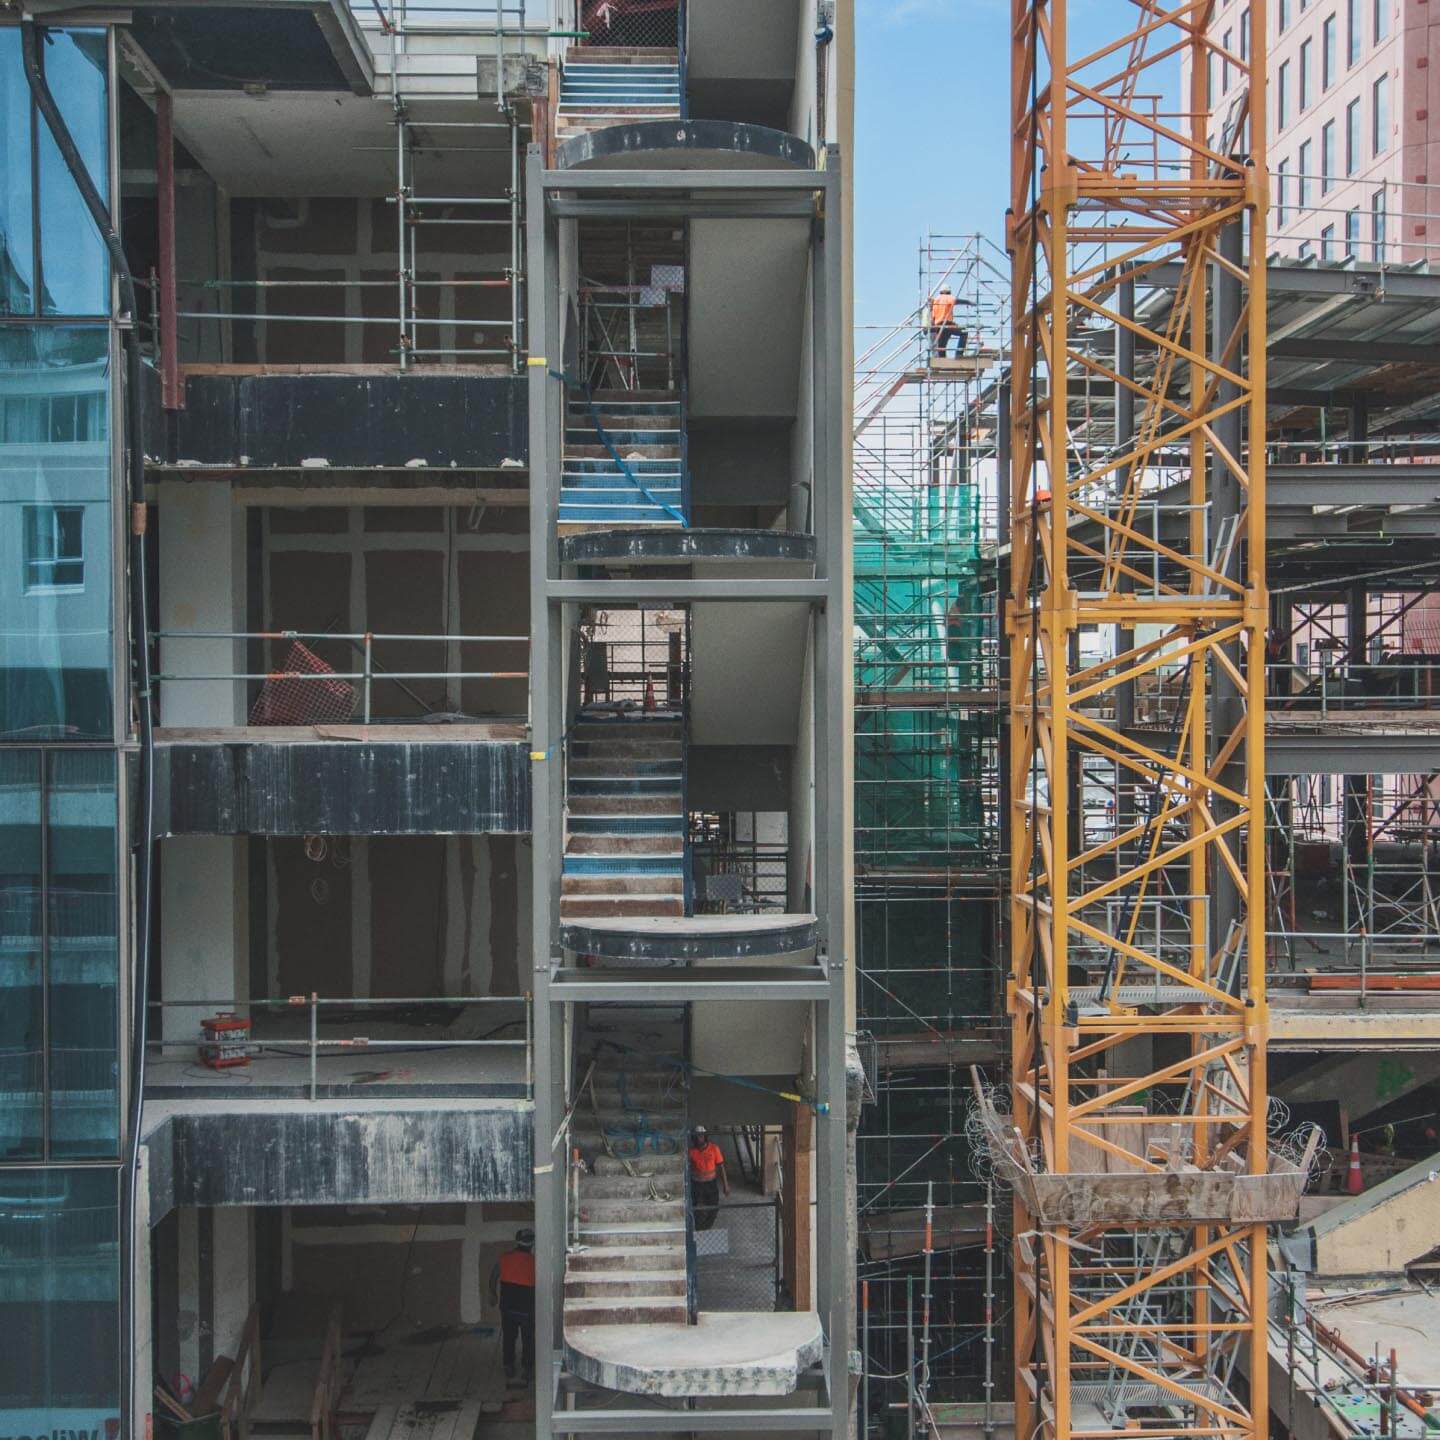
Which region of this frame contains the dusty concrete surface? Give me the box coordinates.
[564,1310,823,1396]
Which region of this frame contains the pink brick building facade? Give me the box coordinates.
[1209,0,1440,262]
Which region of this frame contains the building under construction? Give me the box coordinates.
[1,2,857,1437]
[12,2,1440,1439]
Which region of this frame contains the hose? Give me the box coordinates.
[22,24,156,1438]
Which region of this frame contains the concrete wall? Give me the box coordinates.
[1309,1153,1440,1275]
[160,836,249,1045]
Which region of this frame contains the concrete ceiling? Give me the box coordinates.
[687,218,810,419]
[170,91,513,196]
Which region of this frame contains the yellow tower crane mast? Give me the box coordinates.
[1003,8,1297,1440]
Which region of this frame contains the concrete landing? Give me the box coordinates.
[563,1311,823,1397]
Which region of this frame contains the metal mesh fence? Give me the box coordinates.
[580,0,679,48]
[694,1197,781,1311]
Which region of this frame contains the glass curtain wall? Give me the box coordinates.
[0,22,123,1437]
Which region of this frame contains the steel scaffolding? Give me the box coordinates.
[1008,10,1272,1440]
[854,236,1007,1414]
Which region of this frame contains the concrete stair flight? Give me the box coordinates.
[565,1014,692,1329]
[562,709,686,919]
[560,391,686,533]
[557,47,681,139]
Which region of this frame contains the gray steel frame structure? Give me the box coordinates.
[525,146,852,1438]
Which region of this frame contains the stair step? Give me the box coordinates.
[566,1243,686,1272]
[570,741,683,760]
[563,1295,690,1326]
[566,46,680,60]
[566,837,684,857]
[583,1158,685,1184]
[566,444,680,460]
[576,1219,686,1244]
[569,759,682,777]
[566,777,684,796]
[565,794,683,813]
[578,1171,682,1199]
[561,897,686,918]
[561,876,684,897]
[563,853,683,874]
[564,1270,688,1299]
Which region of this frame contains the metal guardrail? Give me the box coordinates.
[145,993,531,1101]
[156,629,528,724]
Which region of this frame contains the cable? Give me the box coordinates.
[22,26,155,1440]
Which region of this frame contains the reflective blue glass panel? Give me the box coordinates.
[0,1167,121,1431]
[47,748,118,1158]
[0,748,43,1160]
[0,324,114,740]
[36,29,110,317]
[0,29,36,316]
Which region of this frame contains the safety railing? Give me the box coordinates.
[311,1304,344,1440]
[220,1303,264,1440]
[1267,659,1440,716]
[1266,929,1440,1004]
[578,620,688,707]
[1269,171,1440,269]
[155,629,529,725]
[690,838,789,915]
[144,993,531,1102]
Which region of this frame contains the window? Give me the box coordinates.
[1346,96,1361,173]
[1241,8,1250,60]
[1373,73,1389,153]
[1345,207,1361,255]
[1298,139,1313,207]
[1374,0,1389,41]
[1322,13,1337,87]
[1278,60,1290,128]
[23,506,85,592]
[1222,30,1232,91]
[1320,223,1336,260]
[1280,0,1290,27]
[0,28,110,318]
[1372,186,1387,260]
[0,1168,120,1423]
[1347,0,1361,63]
[1299,38,1312,109]
[1321,120,1336,193]
[1277,158,1290,228]
[0,751,119,1162]
[1299,240,1314,258]
[0,326,113,741]
[1208,51,1216,103]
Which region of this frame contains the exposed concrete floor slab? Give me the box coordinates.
[564,1311,823,1397]
[145,1018,528,1099]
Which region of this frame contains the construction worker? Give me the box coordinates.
[688,1126,729,1232]
[929,284,967,359]
[489,1228,536,1386]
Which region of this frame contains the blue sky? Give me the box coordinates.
[854,0,1012,330]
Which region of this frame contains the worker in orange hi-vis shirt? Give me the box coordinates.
[928,283,968,359]
[489,1228,536,1386]
[687,1126,729,1232]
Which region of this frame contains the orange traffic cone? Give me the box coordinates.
[644,678,656,711]
[1345,1133,1364,1194]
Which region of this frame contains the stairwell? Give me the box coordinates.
[561,708,686,919]
[564,1009,692,1330]
[556,48,681,141]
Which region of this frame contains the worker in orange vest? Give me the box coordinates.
[929,284,968,359]
[688,1126,729,1232]
[489,1228,536,1385]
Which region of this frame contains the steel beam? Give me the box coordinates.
[549,968,832,1002]
[1265,730,1440,773]
[546,579,828,604]
[541,168,830,193]
[549,197,818,220]
[550,1406,835,1433]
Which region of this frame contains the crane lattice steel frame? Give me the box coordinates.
[1008,6,1270,1440]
